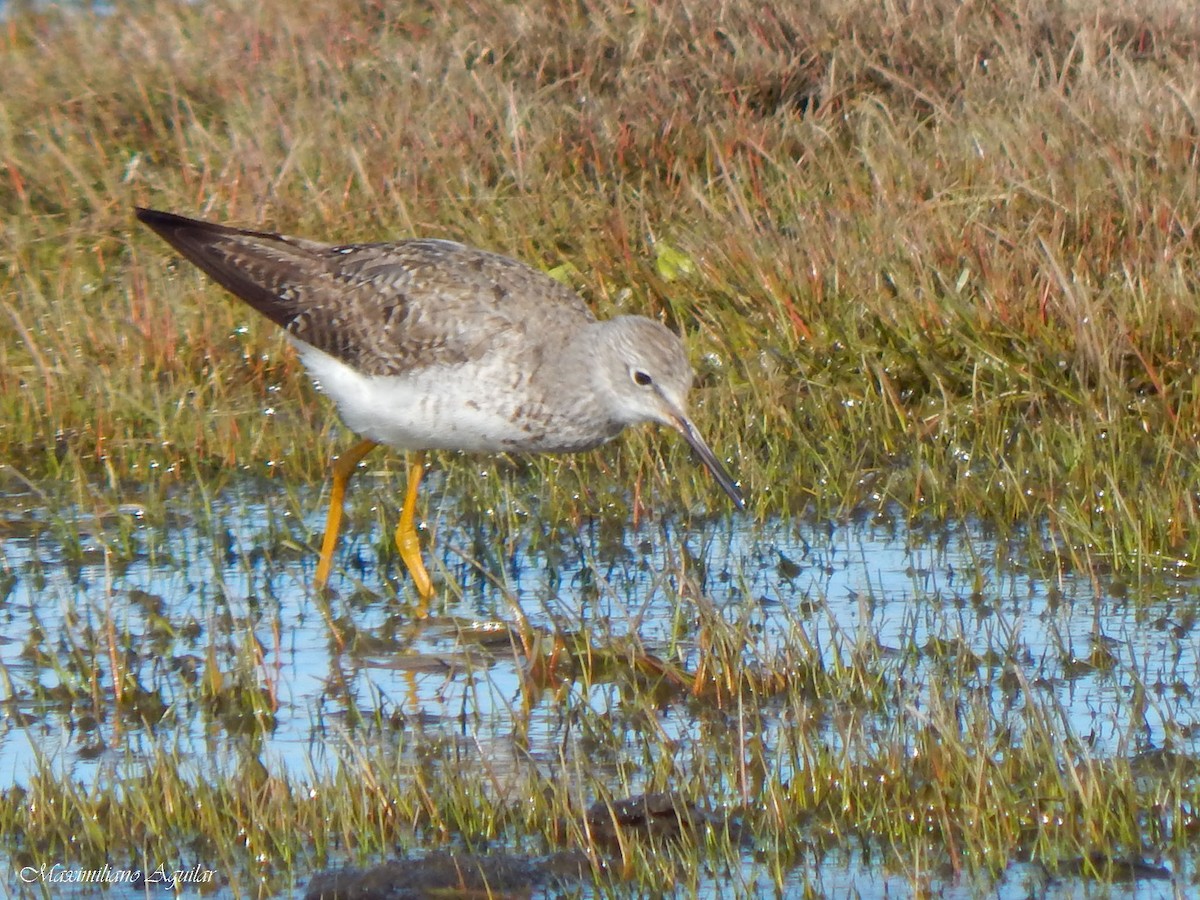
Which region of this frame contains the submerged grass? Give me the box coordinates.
[4,0,1200,895]
[2,545,1198,895]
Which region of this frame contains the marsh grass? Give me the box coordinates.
[2,0,1200,570]
[5,0,1200,895]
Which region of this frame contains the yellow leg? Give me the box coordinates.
[395,451,434,606]
[314,438,378,590]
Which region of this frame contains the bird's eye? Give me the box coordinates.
[632,369,653,387]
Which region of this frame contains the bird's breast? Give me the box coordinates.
[295,342,622,454]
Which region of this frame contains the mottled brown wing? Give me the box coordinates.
[135,208,596,376]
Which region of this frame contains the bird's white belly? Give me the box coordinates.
[295,342,539,452]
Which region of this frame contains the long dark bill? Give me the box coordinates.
[673,417,746,510]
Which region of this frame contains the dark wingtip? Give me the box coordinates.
[134,206,311,335]
[135,205,166,224]
[135,206,202,235]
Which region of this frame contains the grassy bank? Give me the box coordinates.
[4,0,1200,895]
[3,0,1200,570]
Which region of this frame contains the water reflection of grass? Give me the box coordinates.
[4,496,1197,895]
[3,0,1200,894]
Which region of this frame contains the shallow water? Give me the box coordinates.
[1,474,1197,897]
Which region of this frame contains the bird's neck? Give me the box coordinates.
[539,322,624,451]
